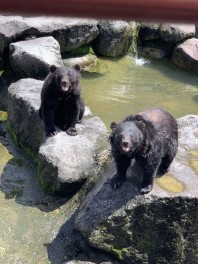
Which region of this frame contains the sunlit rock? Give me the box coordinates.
[9,36,63,80]
[63,54,108,74]
[75,115,198,264]
[172,38,198,73]
[138,23,195,59]
[92,21,136,57]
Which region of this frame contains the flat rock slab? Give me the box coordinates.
[7,78,109,194]
[9,36,63,79]
[160,24,195,43]
[75,115,198,264]
[139,23,195,42]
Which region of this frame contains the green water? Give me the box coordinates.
[1,55,198,263]
[81,55,198,128]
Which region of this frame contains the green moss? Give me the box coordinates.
[127,22,141,55]
[111,247,129,260]
[36,161,55,194]
[63,44,95,58]
[7,121,54,194]
[0,111,7,122]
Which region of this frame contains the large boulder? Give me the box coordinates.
[138,23,195,59]
[0,15,99,57]
[138,40,174,59]
[172,38,198,73]
[138,23,161,41]
[92,21,135,57]
[75,115,198,264]
[139,23,195,43]
[160,24,195,43]
[9,36,63,79]
[7,78,109,194]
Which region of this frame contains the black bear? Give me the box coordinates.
[109,108,178,194]
[39,64,85,136]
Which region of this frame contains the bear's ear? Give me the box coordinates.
[137,120,146,131]
[50,65,57,73]
[74,64,81,72]
[110,122,117,131]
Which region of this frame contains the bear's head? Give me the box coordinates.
[50,64,81,94]
[110,121,150,157]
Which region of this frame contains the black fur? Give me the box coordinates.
[39,64,85,137]
[109,108,178,194]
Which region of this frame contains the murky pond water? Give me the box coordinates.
[1,55,198,263]
[82,55,198,127]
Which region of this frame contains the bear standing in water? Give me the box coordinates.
[109,108,178,194]
[39,64,85,137]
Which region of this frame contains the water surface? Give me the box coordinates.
[82,56,198,127]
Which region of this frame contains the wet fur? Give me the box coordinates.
[109,108,178,194]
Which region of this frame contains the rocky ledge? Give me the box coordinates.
[75,115,198,264]
[7,78,109,195]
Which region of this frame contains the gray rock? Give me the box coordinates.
[139,23,161,41]
[93,21,135,57]
[9,36,63,79]
[7,78,109,194]
[138,40,174,59]
[63,54,108,74]
[63,54,98,71]
[172,38,198,73]
[8,78,44,152]
[75,115,198,264]
[139,23,195,43]
[160,24,195,43]
[138,23,195,59]
[0,15,99,56]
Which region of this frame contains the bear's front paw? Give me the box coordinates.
[46,127,57,137]
[140,184,153,195]
[77,119,82,124]
[111,174,126,189]
[66,127,77,136]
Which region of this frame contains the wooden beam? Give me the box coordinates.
[0,0,198,23]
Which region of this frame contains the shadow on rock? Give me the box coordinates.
[0,122,68,212]
[75,160,144,240]
[46,210,123,264]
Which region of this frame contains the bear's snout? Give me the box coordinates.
[121,140,130,153]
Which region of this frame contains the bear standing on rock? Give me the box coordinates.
[39,64,85,137]
[109,108,178,194]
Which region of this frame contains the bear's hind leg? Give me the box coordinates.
[78,98,85,123]
[140,161,161,194]
[157,152,176,176]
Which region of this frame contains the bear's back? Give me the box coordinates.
[139,108,178,140]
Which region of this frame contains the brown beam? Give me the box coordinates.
[0,0,198,23]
